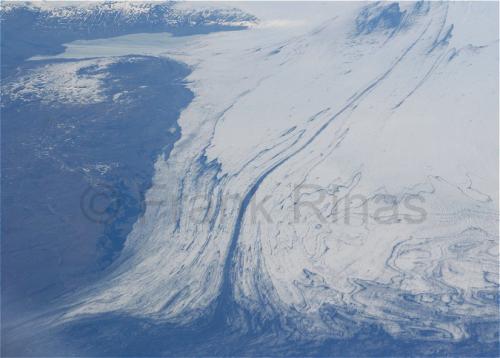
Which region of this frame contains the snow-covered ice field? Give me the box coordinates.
[1,1,498,356]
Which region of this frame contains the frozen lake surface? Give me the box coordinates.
[30,32,203,60]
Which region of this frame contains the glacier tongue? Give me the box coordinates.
[67,1,498,341]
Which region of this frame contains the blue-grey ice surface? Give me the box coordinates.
[1,1,499,357]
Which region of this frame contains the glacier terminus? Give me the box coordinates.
[1,1,499,357]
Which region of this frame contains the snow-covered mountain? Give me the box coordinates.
[0,1,256,29]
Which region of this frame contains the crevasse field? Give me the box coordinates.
[1,1,499,357]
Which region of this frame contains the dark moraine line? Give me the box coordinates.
[213,20,430,324]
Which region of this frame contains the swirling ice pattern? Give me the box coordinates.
[65,1,498,345]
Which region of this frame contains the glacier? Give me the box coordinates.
[1,1,499,356]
